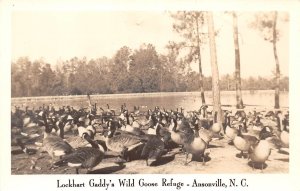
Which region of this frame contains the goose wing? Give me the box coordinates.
[266,136,282,150]
[68,136,89,148]
[107,133,146,152]
[54,147,104,168]
[241,134,259,146]
[43,136,73,156]
[141,135,165,159]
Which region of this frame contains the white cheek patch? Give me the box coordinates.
[253,125,261,131]
[68,162,82,167]
[78,126,87,138]
[86,125,95,134]
[23,148,28,153]
[169,123,174,131]
[30,133,40,138]
[21,132,28,137]
[53,150,66,156]
[35,142,43,147]
[99,145,105,152]
[86,143,92,147]
[147,128,156,135]
[127,142,144,151]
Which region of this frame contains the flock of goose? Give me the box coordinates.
[11,96,289,174]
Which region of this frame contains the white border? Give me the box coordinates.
[1,0,300,191]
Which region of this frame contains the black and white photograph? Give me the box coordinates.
[1,0,299,190]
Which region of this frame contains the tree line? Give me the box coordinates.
[11,10,289,111]
[11,49,288,97]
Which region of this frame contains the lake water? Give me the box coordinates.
[11,90,289,112]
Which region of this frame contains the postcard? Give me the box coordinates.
[0,0,299,190]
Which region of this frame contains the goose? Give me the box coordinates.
[162,112,170,125]
[249,127,273,171]
[261,127,286,152]
[141,134,165,166]
[11,129,41,155]
[22,106,36,128]
[198,105,208,119]
[280,130,289,148]
[146,113,158,130]
[258,114,277,129]
[120,113,145,136]
[258,126,274,140]
[197,105,214,129]
[104,129,147,161]
[267,112,289,149]
[233,124,259,158]
[224,112,238,142]
[54,114,68,138]
[189,114,210,140]
[198,127,214,146]
[148,120,173,150]
[63,115,75,133]
[120,103,127,113]
[168,117,194,147]
[244,116,263,139]
[249,140,271,171]
[180,127,208,165]
[36,111,73,167]
[277,112,289,148]
[147,122,159,135]
[11,108,23,128]
[282,112,289,131]
[131,114,142,129]
[54,133,105,174]
[194,113,217,145]
[211,111,222,134]
[133,105,140,115]
[99,105,114,123]
[234,110,247,122]
[105,104,116,116]
[68,120,97,148]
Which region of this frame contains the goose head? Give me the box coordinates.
[223,111,230,125]
[103,130,115,140]
[169,118,178,132]
[211,111,222,133]
[82,133,105,152]
[66,115,74,124]
[199,104,208,118]
[259,126,273,140]
[236,124,244,137]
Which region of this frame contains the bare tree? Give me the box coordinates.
[250,11,284,109]
[171,11,207,104]
[232,12,244,109]
[273,12,280,109]
[207,12,223,133]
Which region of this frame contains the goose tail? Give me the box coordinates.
[53,158,68,167]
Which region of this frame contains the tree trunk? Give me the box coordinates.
[207,12,223,131]
[273,11,280,109]
[232,12,244,109]
[195,15,206,104]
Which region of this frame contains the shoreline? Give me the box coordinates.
[11,90,289,102]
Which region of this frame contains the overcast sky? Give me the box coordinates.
[12,11,289,78]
